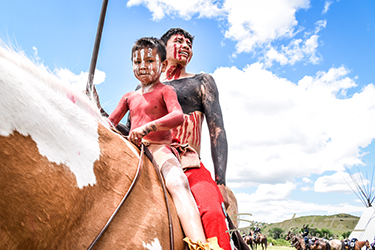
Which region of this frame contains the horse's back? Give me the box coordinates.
[89,125,185,249]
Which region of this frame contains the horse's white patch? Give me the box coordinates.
[143,238,162,250]
[0,41,109,188]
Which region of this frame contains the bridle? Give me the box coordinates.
[88,142,174,250]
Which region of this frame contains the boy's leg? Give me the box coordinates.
[148,144,206,243]
[185,162,232,250]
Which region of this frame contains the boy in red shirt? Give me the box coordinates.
[108,37,221,249]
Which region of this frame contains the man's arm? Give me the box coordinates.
[201,74,229,207]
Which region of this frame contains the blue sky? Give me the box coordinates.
[1,0,375,226]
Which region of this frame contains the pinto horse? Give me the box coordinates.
[0,42,186,249]
[244,235,254,250]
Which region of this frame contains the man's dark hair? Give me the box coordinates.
[160,28,194,46]
[131,37,166,61]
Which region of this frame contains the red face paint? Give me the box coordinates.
[166,64,182,80]
[168,34,192,64]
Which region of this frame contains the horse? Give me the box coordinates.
[226,186,239,228]
[244,235,254,250]
[249,230,267,250]
[310,238,331,250]
[351,240,370,250]
[330,239,344,250]
[286,231,307,250]
[0,41,186,249]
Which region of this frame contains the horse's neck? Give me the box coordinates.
[357,241,366,247]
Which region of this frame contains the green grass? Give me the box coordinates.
[267,246,294,250]
[245,245,293,250]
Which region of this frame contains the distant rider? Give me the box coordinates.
[302,225,310,249]
[253,226,261,241]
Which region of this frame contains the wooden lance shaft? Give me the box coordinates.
[86,0,109,116]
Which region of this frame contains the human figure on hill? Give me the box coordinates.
[108,37,221,249]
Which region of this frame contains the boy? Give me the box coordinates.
[108,37,221,250]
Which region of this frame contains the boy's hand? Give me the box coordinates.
[129,124,154,146]
[129,128,144,147]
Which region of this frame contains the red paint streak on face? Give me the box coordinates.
[166,64,182,80]
[173,43,183,61]
[173,43,177,60]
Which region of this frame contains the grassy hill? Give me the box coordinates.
[235,213,359,240]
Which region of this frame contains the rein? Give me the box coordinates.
[87,141,144,250]
[87,139,174,250]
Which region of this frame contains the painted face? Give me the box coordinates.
[166,34,193,65]
[132,48,164,85]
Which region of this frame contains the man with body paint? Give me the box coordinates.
[108,37,222,249]
[159,28,232,250]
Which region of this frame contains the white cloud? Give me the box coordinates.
[264,20,326,67]
[200,63,375,189]
[222,0,310,53]
[196,62,375,222]
[54,68,106,92]
[249,182,296,201]
[322,0,333,14]
[126,0,314,60]
[126,0,222,20]
[303,177,312,183]
[314,171,353,193]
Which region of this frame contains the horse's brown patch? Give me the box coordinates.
[0,124,184,249]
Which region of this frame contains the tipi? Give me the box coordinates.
[347,167,375,242]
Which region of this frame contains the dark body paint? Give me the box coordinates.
[163,73,228,186]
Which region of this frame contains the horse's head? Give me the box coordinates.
[365,240,370,249]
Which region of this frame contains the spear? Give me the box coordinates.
[86,0,109,116]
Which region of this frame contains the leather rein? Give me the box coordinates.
[88,142,174,250]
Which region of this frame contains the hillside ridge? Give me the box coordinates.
[236,213,359,238]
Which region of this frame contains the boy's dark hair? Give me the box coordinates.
[160,28,194,46]
[131,37,166,62]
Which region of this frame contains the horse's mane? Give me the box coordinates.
[0,40,110,188]
[0,40,106,124]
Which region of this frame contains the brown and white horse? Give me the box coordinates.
[0,42,185,249]
[329,239,344,250]
[310,238,331,250]
[250,230,267,250]
[286,231,306,250]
